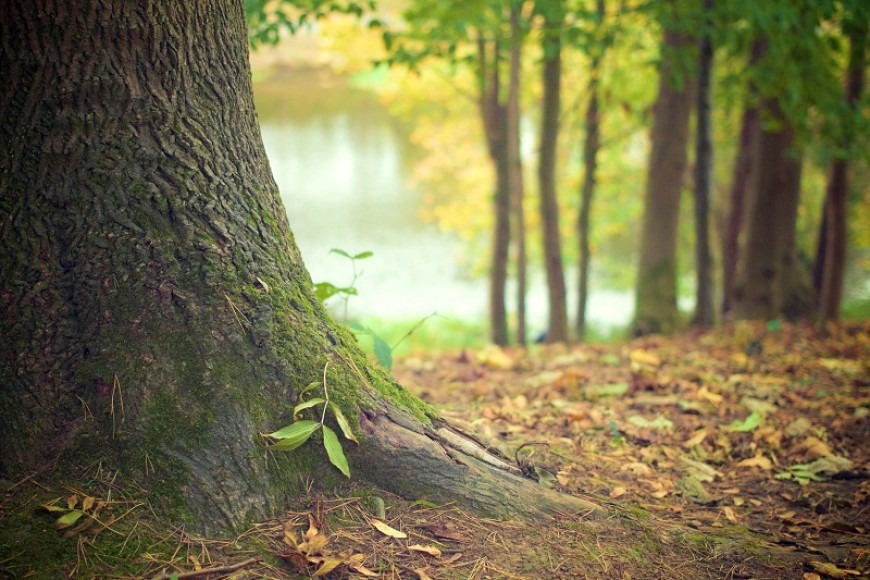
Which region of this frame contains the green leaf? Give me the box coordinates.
[293,397,326,418]
[352,251,374,260]
[329,402,359,444]
[269,420,321,452]
[314,282,340,302]
[372,333,393,370]
[55,509,85,529]
[329,248,353,259]
[322,425,350,477]
[728,411,762,432]
[298,381,321,400]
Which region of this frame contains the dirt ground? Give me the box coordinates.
[1,321,867,578]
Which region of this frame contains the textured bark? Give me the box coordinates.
[818,10,867,321]
[692,0,715,328]
[733,101,803,320]
[0,0,603,534]
[537,0,569,343]
[508,1,527,345]
[633,29,694,335]
[576,0,605,342]
[722,40,763,316]
[477,37,512,346]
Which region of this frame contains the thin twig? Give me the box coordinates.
[151,556,263,580]
[320,361,331,425]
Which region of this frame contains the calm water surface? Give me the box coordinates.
[253,69,632,333]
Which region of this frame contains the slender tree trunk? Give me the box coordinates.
[577,0,605,342]
[477,37,512,345]
[692,0,715,327]
[537,0,569,342]
[722,40,763,316]
[508,1,527,345]
[818,9,867,321]
[0,0,602,535]
[633,28,695,335]
[733,100,803,320]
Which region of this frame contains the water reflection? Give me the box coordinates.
[254,69,633,332]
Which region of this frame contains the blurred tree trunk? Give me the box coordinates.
[817,8,867,321]
[633,28,694,335]
[733,100,803,320]
[721,42,763,317]
[576,0,605,342]
[508,0,527,344]
[477,37,511,345]
[1,0,606,535]
[537,0,569,342]
[692,0,715,327]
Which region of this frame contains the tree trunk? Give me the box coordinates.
[576,0,605,342]
[732,100,803,320]
[817,9,867,321]
[477,37,512,346]
[722,40,763,317]
[632,29,694,335]
[537,0,569,343]
[692,0,715,327]
[508,1,528,345]
[0,0,602,535]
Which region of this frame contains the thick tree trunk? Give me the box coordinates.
[818,10,867,321]
[733,101,803,320]
[633,29,694,335]
[508,1,528,345]
[576,0,605,342]
[692,0,715,327]
[537,0,569,343]
[477,37,512,346]
[722,40,763,316]
[0,0,601,535]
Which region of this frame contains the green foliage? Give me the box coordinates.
[267,372,358,477]
[245,0,377,48]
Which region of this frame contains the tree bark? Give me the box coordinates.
[632,28,695,335]
[508,1,528,345]
[576,0,605,342]
[692,0,715,327]
[817,8,867,321]
[732,100,803,320]
[537,0,569,343]
[477,37,512,346]
[722,40,763,317]
[0,0,602,535]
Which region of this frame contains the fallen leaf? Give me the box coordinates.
[809,560,862,578]
[371,519,407,539]
[630,349,662,368]
[683,428,708,448]
[609,486,627,498]
[313,557,343,576]
[737,454,773,470]
[728,412,762,432]
[409,544,442,557]
[723,506,738,522]
[415,568,434,580]
[697,386,723,404]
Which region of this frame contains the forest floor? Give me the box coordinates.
[2,321,867,579]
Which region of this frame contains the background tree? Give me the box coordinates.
[576,0,608,341]
[816,2,868,321]
[536,0,570,342]
[691,0,715,327]
[632,16,695,335]
[0,0,598,534]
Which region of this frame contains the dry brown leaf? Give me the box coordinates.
[371,519,407,539]
[809,561,862,578]
[621,462,653,476]
[66,494,79,510]
[723,506,738,522]
[415,568,434,580]
[737,454,773,470]
[609,486,627,499]
[796,436,834,459]
[683,428,708,448]
[409,544,442,557]
[81,496,95,512]
[629,349,662,368]
[313,557,343,577]
[697,387,723,404]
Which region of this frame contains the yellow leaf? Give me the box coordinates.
[629,349,661,368]
[697,387,723,405]
[313,557,343,576]
[809,561,862,578]
[609,486,627,499]
[723,507,738,522]
[737,454,773,470]
[371,519,407,539]
[415,568,434,580]
[683,428,708,448]
[409,544,442,557]
[81,496,95,512]
[796,436,833,459]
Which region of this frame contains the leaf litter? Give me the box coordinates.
[2,321,867,578]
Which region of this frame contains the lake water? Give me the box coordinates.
[253,69,633,335]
